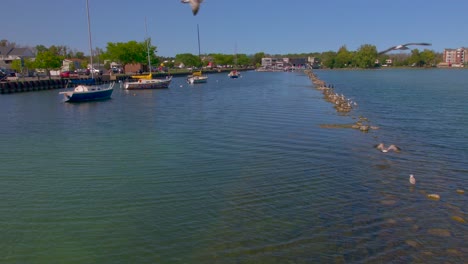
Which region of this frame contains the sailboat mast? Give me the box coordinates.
[86,0,94,79]
[234,42,238,67]
[197,24,201,60]
[145,17,151,73]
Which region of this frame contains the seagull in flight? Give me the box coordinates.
[181,0,203,15]
[375,143,401,153]
[378,43,431,55]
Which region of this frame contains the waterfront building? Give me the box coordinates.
[443,47,467,67]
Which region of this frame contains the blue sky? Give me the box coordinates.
[2,0,467,57]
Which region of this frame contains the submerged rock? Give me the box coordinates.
[427,228,452,237]
[319,123,355,129]
[427,194,440,200]
[380,200,397,206]
[451,216,466,224]
[405,240,421,248]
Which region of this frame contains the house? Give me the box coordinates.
[0,47,35,69]
[308,57,321,69]
[62,59,83,71]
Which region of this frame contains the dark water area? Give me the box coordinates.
[0,69,466,263]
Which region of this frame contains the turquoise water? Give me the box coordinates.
[0,70,466,263]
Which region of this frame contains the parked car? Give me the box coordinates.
[111,67,123,74]
[60,71,79,78]
[76,68,90,75]
[60,71,71,78]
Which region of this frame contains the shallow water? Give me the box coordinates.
[0,69,466,263]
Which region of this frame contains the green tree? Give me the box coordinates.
[236,54,251,67]
[11,59,22,73]
[407,49,421,67]
[354,44,378,68]
[335,45,354,68]
[105,40,158,70]
[0,39,16,47]
[34,50,63,79]
[321,51,337,69]
[420,49,436,67]
[252,52,265,66]
[75,51,85,59]
[35,45,48,54]
[175,53,201,67]
[211,53,233,66]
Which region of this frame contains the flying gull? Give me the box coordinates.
[378,43,432,55]
[375,143,401,153]
[181,0,203,15]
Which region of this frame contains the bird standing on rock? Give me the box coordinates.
[181,0,203,15]
[409,174,416,185]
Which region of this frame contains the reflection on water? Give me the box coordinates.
[0,70,466,263]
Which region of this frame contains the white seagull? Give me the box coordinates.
[375,143,401,153]
[181,0,203,15]
[378,43,431,55]
[409,174,416,185]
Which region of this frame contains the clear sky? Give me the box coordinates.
[2,0,467,57]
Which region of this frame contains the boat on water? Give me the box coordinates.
[124,18,171,90]
[228,70,240,78]
[125,75,172,89]
[187,71,208,84]
[59,0,113,102]
[60,82,115,102]
[186,24,208,85]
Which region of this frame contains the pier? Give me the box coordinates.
[0,77,114,94]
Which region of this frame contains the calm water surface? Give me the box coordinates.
[0,69,466,263]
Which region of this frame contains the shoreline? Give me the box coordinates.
[0,68,252,94]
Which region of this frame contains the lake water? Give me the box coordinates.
[0,69,466,263]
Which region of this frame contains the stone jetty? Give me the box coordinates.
[304,69,377,132]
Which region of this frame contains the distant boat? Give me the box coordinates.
[59,0,113,102]
[187,71,208,84]
[228,70,240,78]
[124,18,172,90]
[125,76,172,89]
[187,24,208,85]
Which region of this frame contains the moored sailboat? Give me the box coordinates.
[124,18,171,90]
[187,24,208,85]
[59,0,113,102]
[187,71,208,84]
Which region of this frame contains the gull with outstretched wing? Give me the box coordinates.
[378,43,431,55]
[181,0,203,15]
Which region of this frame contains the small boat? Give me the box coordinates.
[59,0,114,102]
[228,70,240,78]
[60,82,115,102]
[124,18,171,90]
[186,25,208,85]
[187,71,208,84]
[125,75,172,89]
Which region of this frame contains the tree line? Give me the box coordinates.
[317,44,441,69]
[2,38,443,78]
